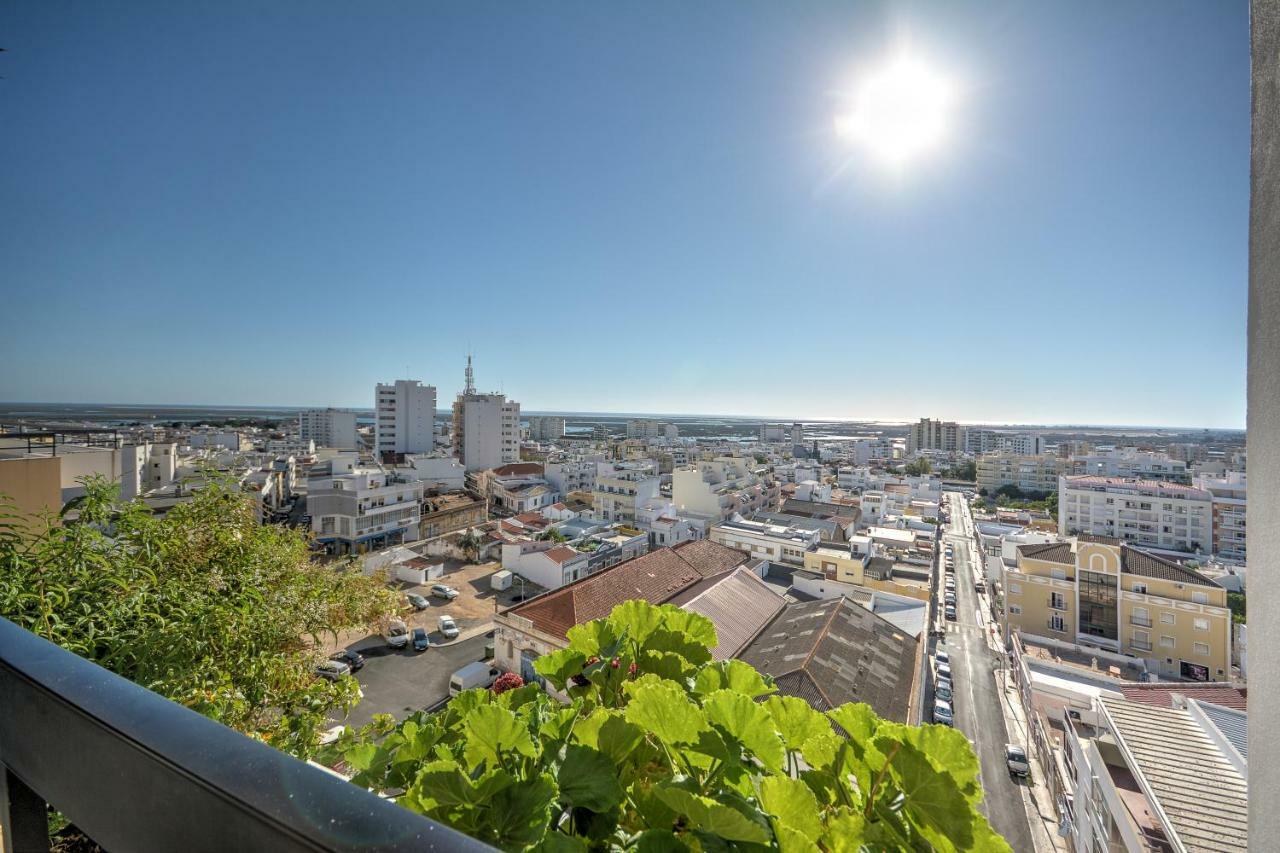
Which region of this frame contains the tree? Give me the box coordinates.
[537,529,568,543]
[904,458,934,476]
[323,600,1010,852]
[0,476,396,758]
[457,527,484,563]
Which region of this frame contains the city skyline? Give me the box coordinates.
[0,2,1250,428]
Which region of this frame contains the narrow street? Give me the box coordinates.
[942,492,1036,852]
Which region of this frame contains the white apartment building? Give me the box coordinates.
[525,416,566,441]
[1066,448,1190,484]
[672,456,779,524]
[453,393,521,472]
[299,408,358,450]
[1193,471,1247,562]
[759,424,787,442]
[977,453,1063,495]
[544,460,597,495]
[308,455,424,555]
[907,418,962,454]
[709,518,820,566]
[119,442,178,499]
[400,454,467,493]
[264,437,316,458]
[965,430,1044,456]
[375,380,437,457]
[186,431,248,452]
[592,465,661,524]
[625,419,677,439]
[1059,475,1213,553]
[846,438,895,464]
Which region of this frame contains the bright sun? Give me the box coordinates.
[835,54,954,168]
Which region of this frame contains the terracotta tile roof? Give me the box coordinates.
[1119,683,1247,711]
[738,597,918,722]
[1017,541,1073,565]
[506,540,747,639]
[549,502,568,511]
[1120,546,1221,588]
[513,512,550,526]
[542,546,581,565]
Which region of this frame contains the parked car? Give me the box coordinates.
[450,661,501,695]
[933,700,954,726]
[936,661,952,682]
[974,580,986,593]
[412,627,430,652]
[314,659,350,681]
[329,649,365,672]
[1005,744,1030,778]
[430,583,459,600]
[384,618,410,648]
[935,649,949,667]
[406,593,429,610]
[438,614,459,639]
[945,605,957,621]
[935,681,953,703]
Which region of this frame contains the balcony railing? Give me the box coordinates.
[1047,597,1068,611]
[1131,615,1153,628]
[1130,639,1153,652]
[0,616,490,852]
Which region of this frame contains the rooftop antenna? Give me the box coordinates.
[464,354,476,396]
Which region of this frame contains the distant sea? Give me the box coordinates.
[0,403,1243,439]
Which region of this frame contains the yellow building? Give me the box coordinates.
[803,542,931,602]
[1004,535,1232,682]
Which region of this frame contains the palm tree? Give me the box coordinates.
[457,527,483,563]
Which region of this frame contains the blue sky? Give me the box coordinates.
[0,2,1249,427]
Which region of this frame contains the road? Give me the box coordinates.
[942,492,1035,852]
[333,632,491,728]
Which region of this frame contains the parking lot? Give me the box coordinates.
[392,559,547,636]
[332,632,493,728]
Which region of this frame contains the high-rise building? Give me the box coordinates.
[1192,471,1247,562]
[625,419,678,440]
[526,416,566,441]
[759,424,787,443]
[907,418,962,454]
[452,358,520,472]
[299,408,358,450]
[375,380,437,457]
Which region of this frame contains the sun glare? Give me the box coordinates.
[836,54,955,168]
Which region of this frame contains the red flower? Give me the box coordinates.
[492,672,525,694]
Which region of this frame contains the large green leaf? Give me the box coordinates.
[624,680,707,745]
[565,620,618,657]
[874,734,974,852]
[462,704,537,769]
[627,829,693,852]
[901,724,983,804]
[694,659,776,699]
[606,599,667,643]
[654,606,719,648]
[533,648,587,690]
[758,775,822,843]
[595,714,646,766]
[702,689,785,772]
[651,786,771,845]
[557,744,626,812]
[488,771,560,849]
[764,695,830,751]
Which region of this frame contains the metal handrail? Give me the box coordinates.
[0,617,491,852]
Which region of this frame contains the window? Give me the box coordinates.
[1132,583,1147,594]
[1193,617,1209,631]
[1191,591,1209,604]
[1193,642,1210,656]
[1049,614,1066,632]
[1131,606,1151,627]
[1050,567,1067,580]
[1049,592,1067,610]
[1160,611,1175,624]
[1009,605,1022,615]
[1160,635,1176,648]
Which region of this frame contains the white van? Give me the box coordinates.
[450,661,501,696]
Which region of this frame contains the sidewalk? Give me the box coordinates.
[994,666,1068,852]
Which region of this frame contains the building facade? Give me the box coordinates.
[525,416,566,442]
[907,418,962,454]
[299,408,358,450]
[308,457,424,555]
[453,393,521,472]
[1004,537,1231,681]
[1059,475,1213,553]
[976,453,1064,495]
[1192,471,1247,562]
[375,380,437,457]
